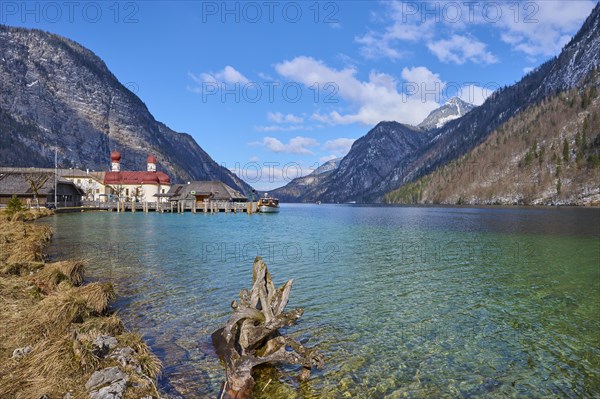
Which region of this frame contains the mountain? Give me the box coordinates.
[274,3,600,203]
[317,122,428,203]
[0,25,251,194]
[384,84,600,205]
[269,158,341,202]
[418,97,476,130]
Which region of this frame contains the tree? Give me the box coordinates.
[26,173,49,209]
[108,185,124,202]
[133,185,145,203]
[6,195,24,215]
[563,138,570,162]
[581,91,589,109]
[538,145,545,165]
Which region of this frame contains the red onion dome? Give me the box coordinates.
[110,151,122,162]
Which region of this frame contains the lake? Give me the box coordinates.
[42,204,600,398]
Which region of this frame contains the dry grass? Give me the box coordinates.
[78,313,125,336]
[77,282,116,313]
[2,207,54,223]
[1,261,45,276]
[0,335,85,399]
[0,221,52,265]
[31,260,85,292]
[30,282,116,334]
[0,213,163,399]
[118,332,163,379]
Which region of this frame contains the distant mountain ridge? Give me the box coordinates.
[384,83,600,205]
[270,158,341,202]
[0,24,251,193]
[272,2,600,203]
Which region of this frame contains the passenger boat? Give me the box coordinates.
[257,194,280,213]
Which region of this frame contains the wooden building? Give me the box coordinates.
[0,171,85,207]
[160,181,247,206]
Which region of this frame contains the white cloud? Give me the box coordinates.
[323,138,355,156]
[355,2,436,60]
[498,1,595,58]
[267,112,304,124]
[192,65,249,85]
[358,0,595,62]
[250,136,319,155]
[275,56,440,125]
[319,154,340,164]
[254,124,312,132]
[258,72,275,81]
[428,35,498,65]
[401,66,445,100]
[456,84,494,106]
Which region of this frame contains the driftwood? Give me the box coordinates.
[212,256,324,398]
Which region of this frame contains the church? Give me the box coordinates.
[104,151,171,202]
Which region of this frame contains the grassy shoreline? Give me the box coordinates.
[0,208,162,399]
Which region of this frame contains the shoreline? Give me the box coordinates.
[0,208,163,399]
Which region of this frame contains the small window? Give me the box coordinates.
[89,179,93,184]
[125,189,129,196]
[96,189,100,194]
[77,179,81,184]
[162,189,165,193]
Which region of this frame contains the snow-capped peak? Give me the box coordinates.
[418,97,476,130]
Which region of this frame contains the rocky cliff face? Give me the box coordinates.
[273,2,600,203]
[418,97,476,130]
[0,25,251,194]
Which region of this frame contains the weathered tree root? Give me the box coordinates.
[212,256,324,399]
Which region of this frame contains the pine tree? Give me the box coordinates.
[6,195,24,215]
[563,138,570,162]
[581,91,590,109]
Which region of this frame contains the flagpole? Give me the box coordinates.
[54,148,58,207]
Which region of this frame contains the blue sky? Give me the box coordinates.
[3,0,596,189]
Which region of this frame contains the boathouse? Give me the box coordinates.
[160,181,247,206]
[0,170,84,207]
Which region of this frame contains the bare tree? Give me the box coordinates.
[26,173,49,209]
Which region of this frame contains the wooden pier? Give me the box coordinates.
[81,200,259,214]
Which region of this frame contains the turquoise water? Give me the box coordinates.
[42,205,600,398]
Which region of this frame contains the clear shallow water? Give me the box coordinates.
[42,205,600,398]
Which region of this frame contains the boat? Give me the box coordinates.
[257,193,280,213]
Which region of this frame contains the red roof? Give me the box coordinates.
[104,171,170,185]
[147,154,157,164]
